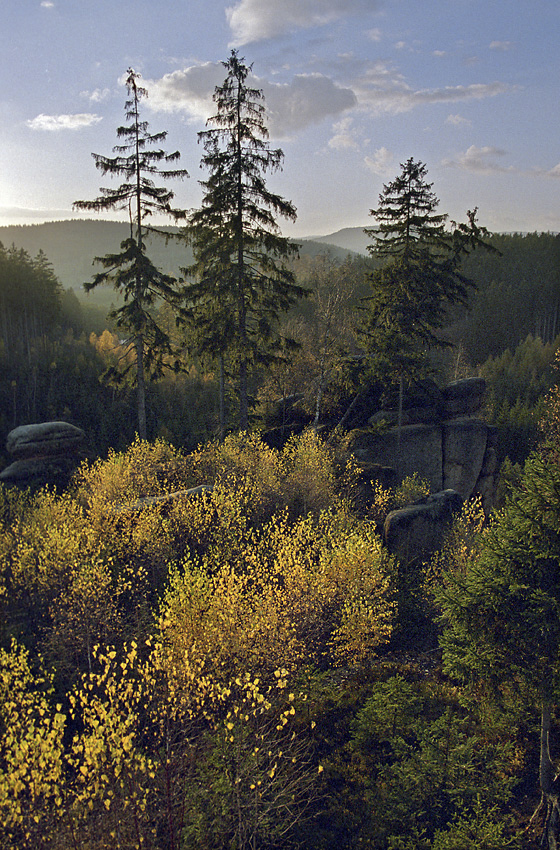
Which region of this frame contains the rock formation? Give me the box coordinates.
[1,421,85,487]
[384,490,463,566]
[346,377,497,509]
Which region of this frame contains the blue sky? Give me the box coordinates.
[1,0,559,237]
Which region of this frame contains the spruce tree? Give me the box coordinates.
[359,158,492,459]
[74,69,189,439]
[360,158,490,385]
[185,50,305,431]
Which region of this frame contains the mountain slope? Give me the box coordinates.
[0,219,361,301]
[302,226,369,255]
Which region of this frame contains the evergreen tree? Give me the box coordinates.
[185,50,305,431]
[74,68,189,439]
[437,445,560,848]
[360,158,491,387]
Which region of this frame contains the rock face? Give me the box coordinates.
[442,377,486,418]
[347,377,498,509]
[1,421,85,486]
[384,490,463,565]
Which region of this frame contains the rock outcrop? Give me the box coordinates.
[1,421,85,487]
[346,377,498,509]
[384,490,463,565]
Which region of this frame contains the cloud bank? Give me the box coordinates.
[146,63,356,137]
[356,77,512,116]
[226,0,376,45]
[443,145,514,174]
[26,113,102,131]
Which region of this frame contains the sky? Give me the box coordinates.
[0,0,559,238]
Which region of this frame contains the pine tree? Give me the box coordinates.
[185,50,305,431]
[74,69,189,439]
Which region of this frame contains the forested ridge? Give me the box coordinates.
[2,55,560,850]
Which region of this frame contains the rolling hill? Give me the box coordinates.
[0,219,365,306]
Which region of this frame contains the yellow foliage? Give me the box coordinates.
[2,489,102,607]
[368,472,431,528]
[425,495,487,600]
[159,506,395,685]
[73,435,187,516]
[0,641,66,847]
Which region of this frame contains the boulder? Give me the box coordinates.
[7,421,85,459]
[384,490,463,564]
[442,418,489,498]
[0,456,79,483]
[369,406,440,427]
[442,378,486,418]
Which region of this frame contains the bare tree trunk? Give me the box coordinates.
[219,355,226,442]
[136,335,147,439]
[530,691,560,849]
[332,391,362,439]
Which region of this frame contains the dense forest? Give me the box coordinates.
[0,225,558,466]
[2,54,560,850]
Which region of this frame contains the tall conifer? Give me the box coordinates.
[74,69,189,439]
[185,50,305,431]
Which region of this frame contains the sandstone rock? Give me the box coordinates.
[473,445,499,510]
[442,377,486,418]
[442,418,489,498]
[368,411,399,427]
[369,406,440,427]
[0,456,78,483]
[384,490,463,564]
[7,421,85,459]
[346,423,443,491]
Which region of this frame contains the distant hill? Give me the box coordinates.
[301,226,370,256]
[0,219,360,308]
[0,220,187,296]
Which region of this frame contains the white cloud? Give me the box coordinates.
[328,117,359,150]
[531,163,560,179]
[432,50,446,58]
[81,87,111,103]
[366,28,382,42]
[40,1,55,7]
[489,40,512,51]
[147,63,356,137]
[442,145,514,174]
[145,63,227,121]
[356,76,512,116]
[226,0,376,46]
[445,113,471,126]
[364,146,394,176]
[265,73,356,136]
[26,113,102,131]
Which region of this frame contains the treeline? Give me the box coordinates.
[1,233,559,466]
[453,231,560,362]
